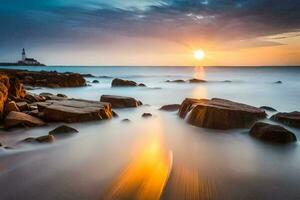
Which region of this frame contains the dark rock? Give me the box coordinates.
[24,93,46,103]
[100,95,142,108]
[260,106,277,112]
[112,111,119,117]
[82,73,95,77]
[57,93,68,98]
[49,125,78,136]
[37,99,113,123]
[92,80,99,83]
[16,102,30,111]
[22,135,55,144]
[138,83,146,87]
[274,81,283,84]
[4,111,45,129]
[179,98,267,130]
[166,79,185,83]
[223,80,232,83]
[122,118,131,122]
[111,78,137,87]
[189,78,207,83]
[250,122,297,143]
[271,112,300,128]
[142,113,152,118]
[159,104,181,111]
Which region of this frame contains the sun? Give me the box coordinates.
[194,49,205,60]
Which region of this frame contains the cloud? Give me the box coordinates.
[0,0,300,54]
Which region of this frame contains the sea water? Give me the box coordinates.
[0,66,300,200]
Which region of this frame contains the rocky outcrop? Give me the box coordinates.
[100,95,142,108]
[0,69,86,88]
[111,78,137,87]
[0,74,9,118]
[250,122,297,143]
[49,125,78,136]
[271,112,300,128]
[37,99,113,123]
[16,102,30,111]
[7,101,20,112]
[159,104,181,111]
[179,98,267,130]
[4,111,45,129]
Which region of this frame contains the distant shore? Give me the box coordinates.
[0,62,46,66]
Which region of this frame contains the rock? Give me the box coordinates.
[92,80,99,83]
[7,101,20,112]
[138,83,146,87]
[179,98,267,130]
[82,73,95,77]
[8,77,26,100]
[49,125,78,136]
[22,135,55,144]
[37,99,113,123]
[100,95,142,108]
[24,93,46,103]
[159,104,181,111]
[166,79,185,83]
[189,78,207,83]
[57,93,68,98]
[122,118,131,122]
[112,111,119,117]
[40,92,53,96]
[274,81,283,84]
[111,78,137,87]
[260,106,277,112]
[0,69,86,88]
[223,80,232,83]
[0,74,10,118]
[271,112,300,128]
[16,102,30,111]
[250,122,297,143]
[142,113,152,118]
[4,111,45,129]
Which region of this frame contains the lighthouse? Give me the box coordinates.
[22,48,26,61]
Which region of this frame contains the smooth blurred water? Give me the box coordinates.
[0,66,300,200]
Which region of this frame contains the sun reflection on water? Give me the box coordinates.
[103,120,173,200]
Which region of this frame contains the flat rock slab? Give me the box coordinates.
[250,122,297,143]
[179,98,267,130]
[271,112,300,128]
[37,99,113,123]
[100,95,142,108]
[111,78,137,87]
[4,111,45,129]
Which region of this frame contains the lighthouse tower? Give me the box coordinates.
[22,48,26,61]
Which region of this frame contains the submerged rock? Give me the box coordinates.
[37,99,113,123]
[188,78,207,83]
[92,80,99,83]
[49,125,78,136]
[4,111,45,129]
[271,112,300,128]
[166,79,185,83]
[260,106,277,112]
[159,104,181,111]
[100,95,142,108]
[250,122,297,143]
[22,135,55,144]
[111,78,137,87]
[179,98,267,130]
[57,93,68,98]
[274,81,283,84]
[122,118,131,122]
[142,113,152,118]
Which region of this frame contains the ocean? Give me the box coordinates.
[0,66,300,200]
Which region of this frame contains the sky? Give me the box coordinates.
[0,0,300,66]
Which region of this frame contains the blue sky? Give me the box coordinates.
[0,0,300,65]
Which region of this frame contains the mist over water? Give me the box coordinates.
[0,66,300,200]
